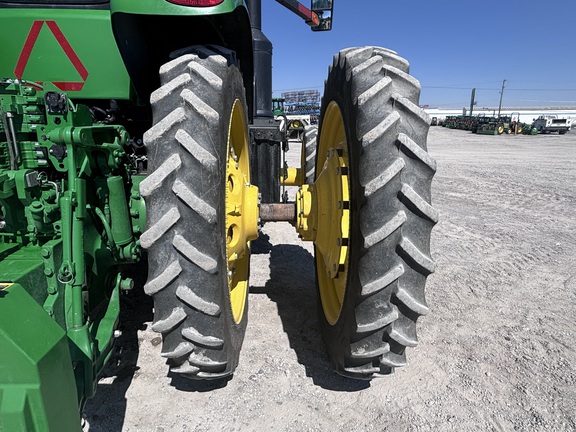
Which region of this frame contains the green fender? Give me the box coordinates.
[111,0,245,15]
[110,0,253,107]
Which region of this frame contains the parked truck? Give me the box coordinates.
[0,1,437,430]
[532,115,571,134]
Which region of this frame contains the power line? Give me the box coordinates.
[422,86,498,91]
[422,85,576,91]
[506,88,576,92]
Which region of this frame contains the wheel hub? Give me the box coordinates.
[297,149,349,280]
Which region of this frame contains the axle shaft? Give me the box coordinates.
[259,203,296,222]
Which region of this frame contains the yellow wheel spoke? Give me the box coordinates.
[313,101,351,325]
[225,100,259,324]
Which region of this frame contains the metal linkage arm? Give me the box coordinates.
[275,0,320,26]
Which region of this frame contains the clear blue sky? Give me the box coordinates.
[262,1,576,108]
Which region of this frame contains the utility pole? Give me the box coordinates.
[497,79,506,118]
[469,88,476,117]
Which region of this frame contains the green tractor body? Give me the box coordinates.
[0,1,437,430]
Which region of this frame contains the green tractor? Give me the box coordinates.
[272,96,310,142]
[0,0,437,430]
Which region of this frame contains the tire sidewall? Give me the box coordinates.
[216,63,250,368]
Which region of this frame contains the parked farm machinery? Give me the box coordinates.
[442,113,536,135]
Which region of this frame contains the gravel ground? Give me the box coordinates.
[85,126,576,431]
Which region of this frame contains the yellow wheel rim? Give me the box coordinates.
[315,101,350,325]
[225,99,259,324]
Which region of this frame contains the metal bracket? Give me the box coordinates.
[249,117,283,145]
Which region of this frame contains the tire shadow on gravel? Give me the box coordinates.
[84,265,154,432]
[168,374,232,392]
[251,238,369,392]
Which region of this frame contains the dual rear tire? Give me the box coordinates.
[314,47,437,378]
[140,46,252,378]
[141,45,437,380]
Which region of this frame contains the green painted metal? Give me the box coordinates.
[0,0,256,426]
[0,78,145,423]
[108,175,134,248]
[0,283,81,432]
[0,9,131,100]
[111,0,244,16]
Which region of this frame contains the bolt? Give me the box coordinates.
[120,277,134,291]
[44,268,54,277]
[58,268,73,283]
[114,330,122,338]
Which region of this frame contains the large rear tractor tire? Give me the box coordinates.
[140,46,257,379]
[314,47,438,379]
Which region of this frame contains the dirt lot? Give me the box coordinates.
[85,126,576,431]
